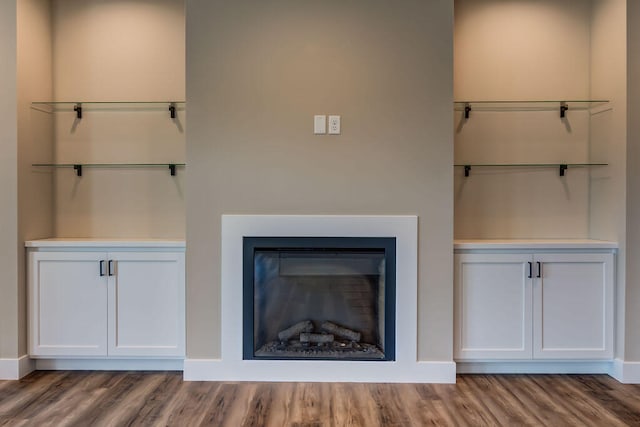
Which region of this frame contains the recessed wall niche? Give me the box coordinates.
[453,0,618,241]
[35,0,186,239]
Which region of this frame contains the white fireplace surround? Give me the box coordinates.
[183,215,456,383]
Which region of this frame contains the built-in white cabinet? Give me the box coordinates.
[454,241,615,361]
[454,253,533,360]
[27,240,185,359]
[29,251,109,357]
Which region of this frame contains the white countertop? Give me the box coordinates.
[454,239,618,250]
[25,238,185,248]
[25,238,617,250]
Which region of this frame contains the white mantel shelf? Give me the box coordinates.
[454,239,618,250]
[25,238,185,248]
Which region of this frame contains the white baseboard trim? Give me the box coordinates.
[609,359,640,383]
[0,355,35,380]
[183,359,457,383]
[456,360,613,375]
[35,358,184,371]
[183,359,220,381]
[414,361,457,383]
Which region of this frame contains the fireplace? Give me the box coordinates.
[182,215,456,383]
[243,237,396,361]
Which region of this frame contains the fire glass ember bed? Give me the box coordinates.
[243,237,396,361]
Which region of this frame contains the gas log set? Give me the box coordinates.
[254,320,385,360]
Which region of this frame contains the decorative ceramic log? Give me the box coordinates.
[321,321,361,342]
[300,333,334,343]
[277,320,313,341]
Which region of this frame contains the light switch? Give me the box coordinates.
[314,115,326,134]
[328,115,341,135]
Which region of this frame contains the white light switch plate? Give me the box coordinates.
[314,115,326,134]
[328,115,341,134]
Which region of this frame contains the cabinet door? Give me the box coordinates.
[107,251,185,357]
[533,253,614,359]
[28,251,108,356]
[454,253,533,359]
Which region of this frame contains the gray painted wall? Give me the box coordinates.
[0,0,53,361]
[185,0,454,360]
[17,0,54,357]
[4,0,638,370]
[0,0,19,359]
[626,0,640,360]
[589,0,628,359]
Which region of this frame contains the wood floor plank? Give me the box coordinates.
[62,372,142,427]
[560,376,629,427]
[570,375,640,425]
[74,372,167,427]
[491,375,571,426]
[462,375,541,426]
[0,419,30,427]
[529,375,626,427]
[348,383,388,427]
[368,383,415,426]
[0,371,68,417]
[0,372,79,421]
[25,372,113,426]
[156,380,220,426]
[411,383,463,426]
[239,382,277,427]
[328,383,367,426]
[105,372,183,426]
[197,382,246,426]
[434,377,501,426]
[253,381,294,427]
[390,384,445,426]
[1,372,640,426]
[286,381,324,426]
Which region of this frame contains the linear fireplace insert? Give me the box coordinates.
[243,237,396,361]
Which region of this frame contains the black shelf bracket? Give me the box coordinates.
[560,102,568,118]
[169,164,176,176]
[169,102,176,119]
[464,165,471,177]
[74,103,82,119]
[73,164,82,177]
[464,103,472,119]
[559,164,568,176]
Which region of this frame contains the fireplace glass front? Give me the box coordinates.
[243,237,396,361]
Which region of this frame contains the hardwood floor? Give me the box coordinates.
[1,372,639,426]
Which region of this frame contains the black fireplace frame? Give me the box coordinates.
[242,236,397,361]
